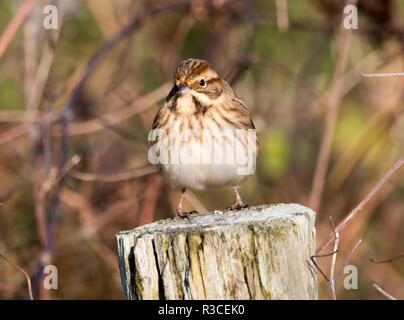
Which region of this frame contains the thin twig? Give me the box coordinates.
[329,218,339,300]
[370,252,404,264]
[41,155,81,194]
[0,82,168,145]
[360,72,404,77]
[56,188,139,250]
[335,239,362,281]
[69,165,158,182]
[275,0,289,32]
[184,190,209,214]
[137,174,164,226]
[0,252,33,300]
[373,284,397,300]
[0,0,38,59]
[317,154,404,254]
[310,250,338,283]
[65,82,170,136]
[84,0,119,38]
[328,102,398,192]
[312,218,362,300]
[0,125,29,145]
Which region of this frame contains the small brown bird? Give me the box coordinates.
[151,58,257,218]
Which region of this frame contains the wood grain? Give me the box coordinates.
[116,204,317,300]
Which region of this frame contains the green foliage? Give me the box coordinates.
[334,104,366,153]
[259,129,291,180]
[182,22,209,59]
[0,77,23,110]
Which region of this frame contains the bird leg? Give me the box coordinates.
[173,189,198,218]
[226,187,249,211]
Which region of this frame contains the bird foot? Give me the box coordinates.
[225,202,249,212]
[172,210,199,219]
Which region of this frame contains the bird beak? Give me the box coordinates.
[177,83,190,95]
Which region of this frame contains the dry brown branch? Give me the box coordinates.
[370,252,404,264]
[26,30,63,116]
[69,165,158,182]
[51,2,189,207]
[275,0,289,32]
[23,6,38,105]
[361,72,404,77]
[373,283,397,300]
[329,218,339,300]
[315,240,362,300]
[53,188,122,273]
[137,174,164,226]
[317,154,404,254]
[0,83,168,147]
[0,124,29,145]
[310,250,338,283]
[310,219,339,290]
[56,187,139,251]
[64,82,170,136]
[41,155,81,194]
[0,80,167,124]
[335,239,362,282]
[33,154,80,250]
[85,0,119,38]
[87,237,120,273]
[0,110,41,123]
[184,190,209,214]
[311,48,401,119]
[28,9,64,266]
[45,1,190,265]
[311,237,362,299]
[59,1,189,128]
[363,241,404,294]
[0,0,38,59]
[310,217,364,300]
[308,0,358,212]
[0,252,33,300]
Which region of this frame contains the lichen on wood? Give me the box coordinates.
[116,204,317,300]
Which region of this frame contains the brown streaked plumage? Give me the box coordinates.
[152,58,257,218]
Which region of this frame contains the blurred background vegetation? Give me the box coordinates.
[0,0,404,299]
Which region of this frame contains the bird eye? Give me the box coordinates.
[199,78,206,87]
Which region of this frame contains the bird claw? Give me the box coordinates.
[172,210,199,219]
[225,203,249,212]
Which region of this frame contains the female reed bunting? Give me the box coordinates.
[150,58,258,218]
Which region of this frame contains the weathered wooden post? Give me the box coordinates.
[116,204,317,300]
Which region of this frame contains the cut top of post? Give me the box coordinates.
[116,203,315,237]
